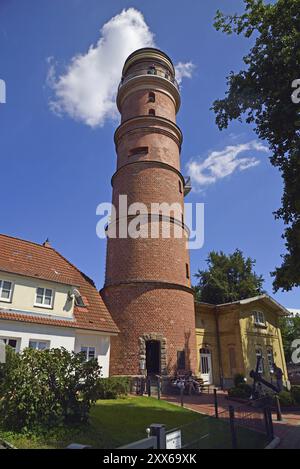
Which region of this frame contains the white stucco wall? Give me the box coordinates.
[288,309,300,317]
[0,271,75,318]
[75,332,111,378]
[0,320,76,352]
[0,320,112,377]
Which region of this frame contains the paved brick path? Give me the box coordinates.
[163,390,250,416]
[273,411,300,449]
[163,390,300,449]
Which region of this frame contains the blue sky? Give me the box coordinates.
[0,0,299,307]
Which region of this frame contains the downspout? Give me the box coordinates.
[214,306,224,390]
[277,315,289,387]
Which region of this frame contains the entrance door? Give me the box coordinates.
[200,348,212,384]
[146,340,161,375]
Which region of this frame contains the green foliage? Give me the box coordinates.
[212,0,300,292]
[234,373,246,388]
[228,384,252,399]
[194,249,264,304]
[96,376,131,399]
[229,373,252,399]
[0,397,267,449]
[291,386,300,404]
[279,314,300,362]
[0,347,101,431]
[278,390,295,407]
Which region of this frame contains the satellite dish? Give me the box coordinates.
[68,288,85,306]
[72,288,81,299]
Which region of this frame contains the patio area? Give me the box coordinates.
[162,389,300,448]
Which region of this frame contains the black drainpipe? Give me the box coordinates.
[214,306,224,390]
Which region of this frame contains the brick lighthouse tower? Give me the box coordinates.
[102,48,197,377]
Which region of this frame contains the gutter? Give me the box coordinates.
[214,306,224,390]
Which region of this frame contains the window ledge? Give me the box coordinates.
[0,298,12,304]
[254,323,267,329]
[34,304,54,310]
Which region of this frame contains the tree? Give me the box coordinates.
[194,249,265,304]
[279,314,300,363]
[212,0,300,292]
[0,347,101,431]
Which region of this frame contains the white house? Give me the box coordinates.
[288,309,300,317]
[0,234,119,376]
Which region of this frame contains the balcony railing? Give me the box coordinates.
[119,67,180,92]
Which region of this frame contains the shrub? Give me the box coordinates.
[228,383,252,400]
[291,386,300,405]
[96,377,131,399]
[234,373,246,388]
[0,347,101,431]
[278,391,295,407]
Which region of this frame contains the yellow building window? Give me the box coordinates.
[267,349,274,373]
[253,311,266,326]
[256,349,264,374]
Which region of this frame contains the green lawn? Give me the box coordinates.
[0,397,268,449]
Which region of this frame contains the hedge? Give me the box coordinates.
[96,377,131,399]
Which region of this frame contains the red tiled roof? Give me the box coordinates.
[0,234,119,334]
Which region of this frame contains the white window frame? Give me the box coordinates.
[256,349,264,374]
[0,336,20,352]
[34,287,54,309]
[267,349,274,373]
[80,346,96,362]
[0,279,13,303]
[253,310,266,327]
[28,340,50,351]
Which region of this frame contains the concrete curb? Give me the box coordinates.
[265,437,281,450]
[0,439,17,450]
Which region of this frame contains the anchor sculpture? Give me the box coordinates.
[250,356,280,400]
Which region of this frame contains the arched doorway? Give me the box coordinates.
[200,348,213,384]
[146,340,161,375]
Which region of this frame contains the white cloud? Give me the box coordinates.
[186,141,269,191]
[47,9,154,127]
[47,8,195,128]
[175,62,195,84]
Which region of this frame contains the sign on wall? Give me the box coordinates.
[166,430,182,449]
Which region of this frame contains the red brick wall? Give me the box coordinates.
[102,284,197,376]
[103,49,197,376]
[115,129,181,171]
[121,89,176,122]
[105,228,190,287]
[112,164,184,215]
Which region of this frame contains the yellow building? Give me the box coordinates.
[195,295,288,388]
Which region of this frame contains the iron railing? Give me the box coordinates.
[119,67,180,91]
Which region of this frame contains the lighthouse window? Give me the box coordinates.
[186,263,190,279]
[179,181,183,193]
[147,66,156,75]
[129,146,148,157]
[149,109,155,116]
[149,92,155,103]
